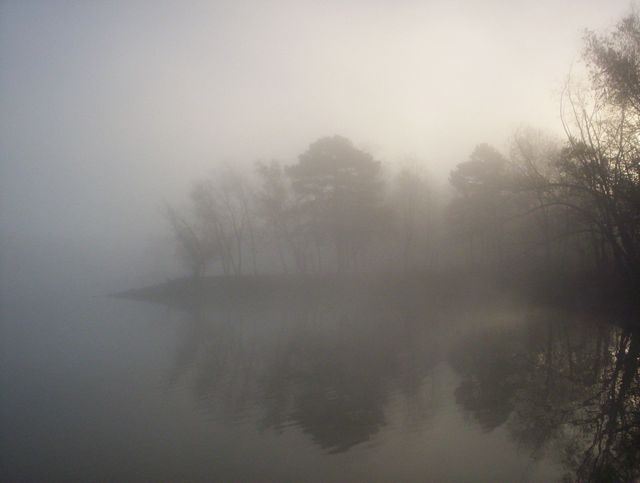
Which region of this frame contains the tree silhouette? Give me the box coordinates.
[287,135,385,272]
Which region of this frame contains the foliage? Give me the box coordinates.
[287,135,386,271]
[445,12,640,284]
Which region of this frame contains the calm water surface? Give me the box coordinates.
[2,283,638,481]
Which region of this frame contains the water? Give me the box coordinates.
[2,281,638,481]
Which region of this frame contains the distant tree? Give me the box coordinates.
[164,205,217,278]
[255,160,308,273]
[449,144,508,198]
[287,136,386,271]
[390,165,435,270]
[448,144,510,266]
[189,169,258,276]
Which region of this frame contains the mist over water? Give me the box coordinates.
[2,1,640,481]
[3,275,638,481]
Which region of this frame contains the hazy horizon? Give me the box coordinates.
[2,4,640,480]
[0,0,632,290]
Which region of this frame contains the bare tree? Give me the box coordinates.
[390,165,435,270]
[190,168,259,276]
[164,204,216,278]
[255,160,312,273]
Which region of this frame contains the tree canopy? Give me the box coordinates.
[287,135,385,270]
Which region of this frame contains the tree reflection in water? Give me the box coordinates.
[167,298,441,454]
[147,284,639,480]
[449,311,640,482]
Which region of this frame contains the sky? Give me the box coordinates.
[0,0,633,288]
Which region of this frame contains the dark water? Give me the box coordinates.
[2,284,639,482]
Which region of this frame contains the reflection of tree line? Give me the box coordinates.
[164,297,639,478]
[169,301,441,453]
[449,312,640,482]
[170,305,262,420]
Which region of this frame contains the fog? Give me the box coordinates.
[0,0,630,290]
[2,1,640,481]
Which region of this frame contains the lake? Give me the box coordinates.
[2,276,638,481]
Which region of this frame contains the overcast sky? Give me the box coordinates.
[0,0,632,285]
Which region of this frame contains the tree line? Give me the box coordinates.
[167,12,640,291]
[166,135,433,276]
[448,12,640,289]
